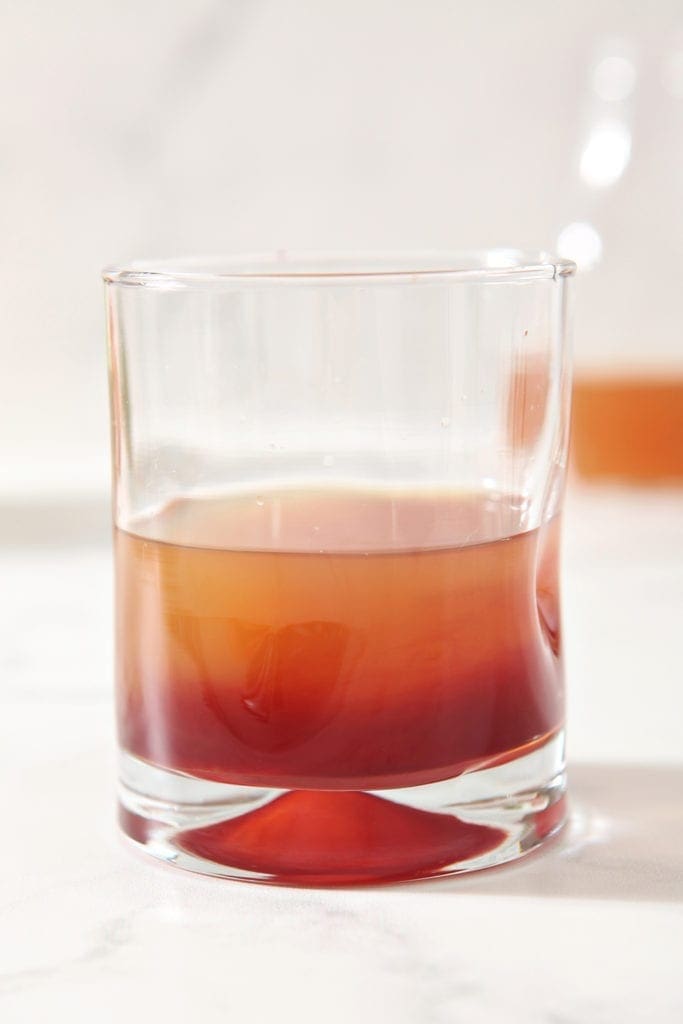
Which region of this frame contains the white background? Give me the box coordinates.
[2,0,683,494]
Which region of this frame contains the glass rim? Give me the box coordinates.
[102,249,576,288]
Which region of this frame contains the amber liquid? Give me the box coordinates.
[116,487,563,793]
[572,376,683,483]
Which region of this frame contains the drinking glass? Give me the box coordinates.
[104,251,574,885]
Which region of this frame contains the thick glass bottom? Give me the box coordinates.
[118,731,566,886]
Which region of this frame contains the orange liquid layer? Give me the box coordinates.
[116,489,563,789]
[572,376,683,482]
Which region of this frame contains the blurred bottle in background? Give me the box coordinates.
[557,34,683,484]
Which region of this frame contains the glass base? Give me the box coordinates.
[118,731,566,886]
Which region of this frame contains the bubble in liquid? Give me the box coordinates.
[440,417,451,428]
[256,496,265,507]
[323,454,334,468]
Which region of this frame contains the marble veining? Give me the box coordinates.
[1,488,682,1021]
[1,711,681,1022]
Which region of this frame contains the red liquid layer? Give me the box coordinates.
[175,792,507,885]
[116,488,563,790]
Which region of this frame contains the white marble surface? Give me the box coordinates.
[1,486,682,1022]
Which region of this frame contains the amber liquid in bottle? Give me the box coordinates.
[572,375,683,483]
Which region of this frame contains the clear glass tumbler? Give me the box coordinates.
[104,251,575,885]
